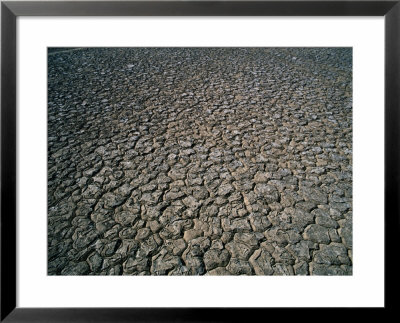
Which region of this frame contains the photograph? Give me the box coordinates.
[47,47,352,276]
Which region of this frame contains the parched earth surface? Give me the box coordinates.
[48,48,352,276]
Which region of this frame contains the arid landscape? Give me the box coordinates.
[48,47,352,275]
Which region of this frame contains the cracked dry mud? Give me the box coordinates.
[48,48,352,276]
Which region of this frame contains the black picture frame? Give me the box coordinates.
[1,0,398,321]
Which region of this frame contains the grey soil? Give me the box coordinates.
[48,48,352,275]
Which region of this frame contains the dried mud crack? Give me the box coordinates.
[48,48,352,275]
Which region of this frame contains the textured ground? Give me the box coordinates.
[48,48,352,276]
